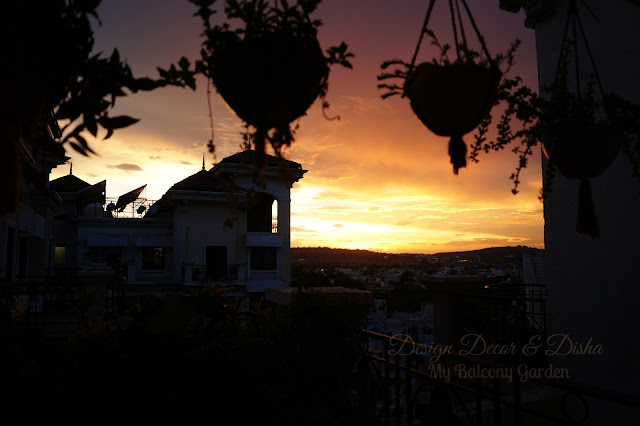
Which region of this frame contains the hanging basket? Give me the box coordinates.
[542,119,623,180]
[540,98,624,238]
[209,32,329,130]
[404,62,501,137]
[403,61,501,174]
[377,0,507,174]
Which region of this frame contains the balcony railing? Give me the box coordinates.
[9,270,126,338]
[81,197,158,218]
[458,284,548,347]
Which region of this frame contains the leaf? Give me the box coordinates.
[68,142,89,156]
[106,115,140,129]
[130,77,159,92]
[179,56,191,71]
[84,113,98,137]
[74,133,96,155]
[56,100,82,121]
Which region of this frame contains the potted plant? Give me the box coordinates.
[467,8,640,238]
[190,0,353,174]
[480,56,639,238]
[377,0,517,174]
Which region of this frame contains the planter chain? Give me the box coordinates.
[458,0,496,68]
[553,0,605,99]
[448,0,461,62]
[407,0,496,83]
[454,0,468,51]
[407,0,437,78]
[551,0,610,238]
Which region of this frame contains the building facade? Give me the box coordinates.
[21,149,306,297]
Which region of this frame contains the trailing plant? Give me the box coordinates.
[377,0,519,175]
[379,0,640,237]
[189,0,354,180]
[467,0,640,237]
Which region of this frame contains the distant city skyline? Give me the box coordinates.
[49,0,544,254]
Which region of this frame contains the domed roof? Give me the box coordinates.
[49,174,91,192]
[218,149,303,170]
[168,169,234,192]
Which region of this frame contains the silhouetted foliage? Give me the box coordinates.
[1,0,196,214]
[189,0,353,179]
[2,283,374,425]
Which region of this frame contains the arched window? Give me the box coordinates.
[247,192,277,233]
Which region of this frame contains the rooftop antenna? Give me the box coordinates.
[202,153,205,171]
[69,160,73,175]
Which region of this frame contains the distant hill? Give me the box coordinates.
[291,246,542,266]
[433,246,543,262]
[292,247,389,264]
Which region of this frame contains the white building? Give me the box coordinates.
[50,149,306,295]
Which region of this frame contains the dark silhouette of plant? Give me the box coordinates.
[378,0,520,175]
[379,27,640,206]
[1,0,196,214]
[189,0,353,178]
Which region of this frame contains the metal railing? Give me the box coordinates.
[101,197,158,218]
[11,270,127,338]
[458,284,548,350]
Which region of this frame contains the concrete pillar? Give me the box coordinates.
[277,199,291,286]
[424,276,483,347]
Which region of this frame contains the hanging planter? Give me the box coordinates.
[378,0,510,174]
[404,62,501,139]
[191,0,353,175]
[541,88,626,237]
[541,94,624,182]
[462,0,640,239]
[533,0,632,238]
[208,32,328,130]
[404,61,501,173]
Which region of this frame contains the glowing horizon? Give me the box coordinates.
[49,0,544,254]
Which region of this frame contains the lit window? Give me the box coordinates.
[142,247,165,270]
[54,247,66,266]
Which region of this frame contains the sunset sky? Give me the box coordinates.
[49,0,544,254]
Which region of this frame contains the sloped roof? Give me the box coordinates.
[217,149,303,170]
[49,174,91,193]
[168,169,236,192]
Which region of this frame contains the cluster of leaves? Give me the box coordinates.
[191,0,353,67]
[468,73,543,195]
[470,44,640,197]
[377,30,520,100]
[59,50,197,156]
[189,0,353,160]
[3,0,197,157]
[378,27,640,198]
[2,280,373,425]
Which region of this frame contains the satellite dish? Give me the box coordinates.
[77,180,106,204]
[137,205,147,215]
[115,184,147,211]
